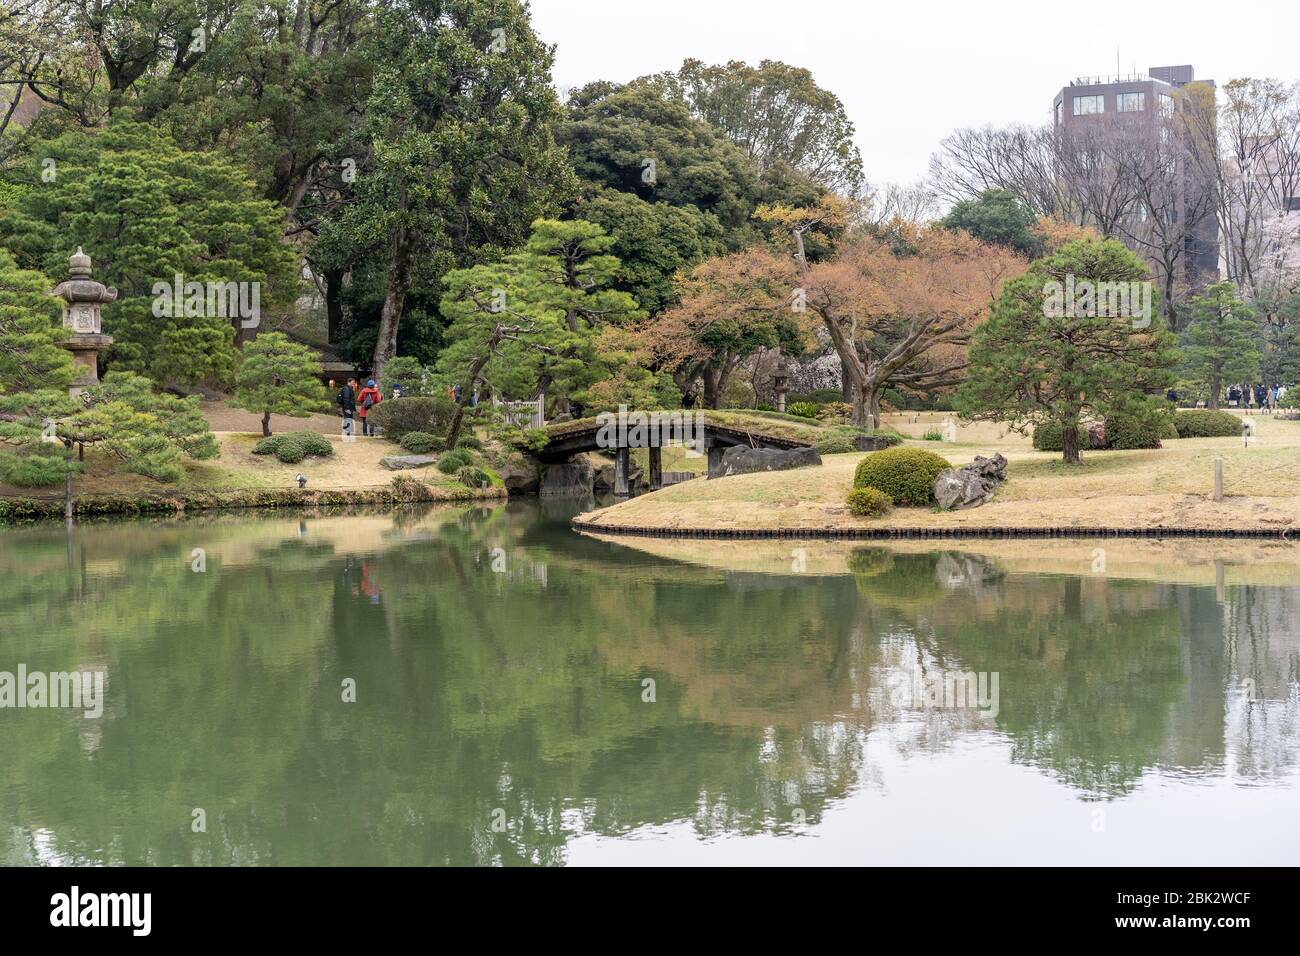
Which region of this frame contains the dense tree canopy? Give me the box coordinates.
[639,58,865,195]
[1,123,299,386]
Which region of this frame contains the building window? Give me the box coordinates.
[1117,92,1145,112]
[1159,93,1174,116]
[1073,95,1104,116]
[1286,196,1300,212]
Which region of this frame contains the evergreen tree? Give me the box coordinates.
[0,250,77,487]
[1180,282,1262,410]
[231,333,331,436]
[1,123,299,388]
[942,189,1043,257]
[955,239,1179,463]
[436,219,642,444]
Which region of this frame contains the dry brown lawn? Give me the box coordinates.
[577,411,1300,534]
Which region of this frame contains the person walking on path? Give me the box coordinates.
[337,378,357,436]
[357,379,383,436]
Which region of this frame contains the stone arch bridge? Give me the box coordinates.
[533,411,813,495]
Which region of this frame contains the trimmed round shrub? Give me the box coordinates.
[456,465,490,488]
[1103,412,1170,449]
[367,395,455,441]
[852,447,952,506]
[252,431,334,463]
[787,401,819,419]
[1174,410,1242,438]
[454,434,483,451]
[847,487,893,518]
[435,448,472,474]
[1032,421,1091,452]
[399,431,444,454]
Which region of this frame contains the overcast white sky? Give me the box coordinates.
[530,0,1299,189]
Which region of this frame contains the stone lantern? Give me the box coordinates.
[51,247,116,394]
[772,356,790,412]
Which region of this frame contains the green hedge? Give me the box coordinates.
[251,431,334,463]
[436,448,472,474]
[399,431,445,454]
[1032,421,1091,451]
[1174,410,1242,438]
[367,395,455,440]
[847,487,892,517]
[853,447,952,506]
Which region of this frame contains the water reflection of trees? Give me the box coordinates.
[0,512,1297,864]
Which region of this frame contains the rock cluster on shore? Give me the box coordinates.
[933,454,1008,510]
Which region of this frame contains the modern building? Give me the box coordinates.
[1053,65,1220,282]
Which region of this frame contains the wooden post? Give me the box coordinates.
[648,445,662,491]
[1213,457,1223,502]
[614,445,631,496]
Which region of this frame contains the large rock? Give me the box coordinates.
[709,445,821,479]
[540,454,595,497]
[933,453,1008,510]
[854,434,896,452]
[498,453,540,495]
[380,454,437,470]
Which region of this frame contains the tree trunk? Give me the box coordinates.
[445,354,492,450]
[262,410,273,437]
[371,207,414,381]
[863,387,883,430]
[1062,417,1081,465]
[1208,373,1220,411]
[841,356,853,402]
[324,269,345,344]
[701,367,722,409]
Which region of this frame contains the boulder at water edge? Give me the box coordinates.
[933,453,1008,510]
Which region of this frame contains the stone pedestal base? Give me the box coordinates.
[63,334,112,394]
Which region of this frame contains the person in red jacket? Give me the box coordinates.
[356,379,382,435]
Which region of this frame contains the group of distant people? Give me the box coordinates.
[327,376,487,437]
[1167,383,1289,411]
[330,377,383,436]
[1224,383,1288,412]
[444,383,479,408]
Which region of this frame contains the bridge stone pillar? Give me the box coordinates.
[648,446,662,491]
[614,446,631,496]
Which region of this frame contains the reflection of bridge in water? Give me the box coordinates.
[535,412,812,494]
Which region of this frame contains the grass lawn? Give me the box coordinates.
[577,410,1300,534]
[0,431,478,500]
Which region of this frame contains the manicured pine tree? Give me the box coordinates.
[955,238,1179,464]
[231,333,330,437]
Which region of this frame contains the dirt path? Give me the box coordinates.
[200,401,343,435]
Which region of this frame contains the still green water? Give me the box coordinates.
[1,501,1297,866]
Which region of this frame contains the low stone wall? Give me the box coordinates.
[571,519,1294,540]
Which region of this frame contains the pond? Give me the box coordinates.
[1,502,1297,865]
